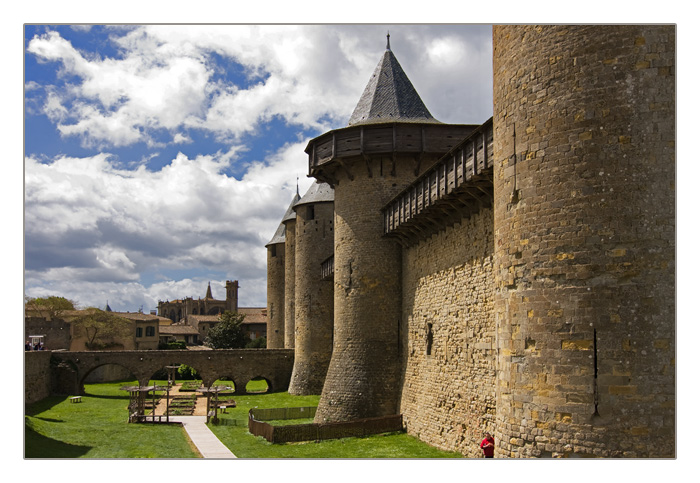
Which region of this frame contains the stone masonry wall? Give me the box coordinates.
[400,207,495,457]
[492,25,675,457]
[25,351,52,405]
[25,316,71,350]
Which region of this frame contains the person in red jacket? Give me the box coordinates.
[480,432,495,458]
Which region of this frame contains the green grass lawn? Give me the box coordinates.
[25,380,199,458]
[25,380,463,458]
[208,392,463,458]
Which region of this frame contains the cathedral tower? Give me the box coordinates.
[225,280,239,313]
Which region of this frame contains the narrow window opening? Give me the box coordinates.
[593,328,600,417]
[426,323,433,356]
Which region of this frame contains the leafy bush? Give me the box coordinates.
[158,341,186,350]
[177,365,200,380]
[245,336,267,348]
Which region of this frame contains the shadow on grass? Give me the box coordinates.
[25,424,92,458]
[25,396,68,417]
[81,392,130,400]
[34,417,64,423]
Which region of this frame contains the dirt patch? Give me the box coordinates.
[152,383,209,416]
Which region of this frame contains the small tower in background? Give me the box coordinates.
[282,193,299,349]
[265,192,300,349]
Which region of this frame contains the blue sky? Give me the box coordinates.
[23,23,495,312]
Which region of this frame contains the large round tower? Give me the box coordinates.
[492,25,675,457]
[307,36,477,422]
[288,181,335,395]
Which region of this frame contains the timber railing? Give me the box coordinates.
[249,407,403,444]
[381,117,494,244]
[321,255,334,281]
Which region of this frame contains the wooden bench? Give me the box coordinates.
[69,396,82,403]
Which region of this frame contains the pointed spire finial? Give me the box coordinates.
[296,176,299,196]
[386,31,391,50]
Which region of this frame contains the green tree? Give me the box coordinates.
[67,309,133,349]
[177,364,200,380]
[204,311,248,349]
[25,295,75,319]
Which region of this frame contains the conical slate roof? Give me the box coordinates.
[282,192,301,223]
[266,192,300,246]
[295,180,334,208]
[347,35,440,126]
[265,222,286,247]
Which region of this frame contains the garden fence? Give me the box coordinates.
[248,407,403,444]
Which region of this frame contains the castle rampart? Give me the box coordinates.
[399,206,496,457]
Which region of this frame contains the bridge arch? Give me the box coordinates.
[50,349,294,396]
[245,375,271,394]
[80,362,137,388]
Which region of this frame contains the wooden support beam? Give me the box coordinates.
[335,159,354,182]
[363,154,373,178]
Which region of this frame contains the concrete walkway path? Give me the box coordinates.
[169,416,236,458]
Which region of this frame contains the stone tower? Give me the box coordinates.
[283,192,299,349]
[492,25,675,457]
[307,35,476,422]
[225,280,239,313]
[288,180,335,395]
[265,193,299,348]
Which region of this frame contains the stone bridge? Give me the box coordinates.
[50,349,295,395]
